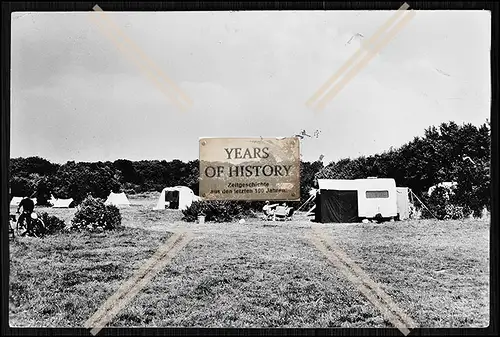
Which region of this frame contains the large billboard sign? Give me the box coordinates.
[199,137,301,201]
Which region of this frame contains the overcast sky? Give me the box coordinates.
[11,10,491,164]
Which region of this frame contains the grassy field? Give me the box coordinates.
[9,196,490,328]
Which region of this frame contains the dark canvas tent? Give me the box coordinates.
[315,189,359,223]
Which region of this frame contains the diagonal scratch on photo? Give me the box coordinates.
[88,5,193,112]
[9,5,491,333]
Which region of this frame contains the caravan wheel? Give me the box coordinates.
[374,213,384,223]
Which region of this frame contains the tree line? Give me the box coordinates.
[9,158,200,205]
[9,120,490,216]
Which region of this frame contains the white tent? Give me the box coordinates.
[105,192,131,207]
[428,182,458,196]
[52,198,74,208]
[10,197,37,207]
[10,197,23,207]
[154,186,201,211]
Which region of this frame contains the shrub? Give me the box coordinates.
[422,186,466,220]
[422,186,450,220]
[39,212,67,235]
[9,176,33,198]
[443,204,466,220]
[237,200,267,214]
[70,196,122,231]
[182,200,247,223]
[181,201,206,222]
[103,204,122,229]
[408,203,421,219]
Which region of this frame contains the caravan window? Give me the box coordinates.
[366,190,389,199]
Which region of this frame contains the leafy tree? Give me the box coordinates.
[133,160,167,192]
[30,174,53,205]
[51,161,120,204]
[317,120,490,215]
[178,160,200,195]
[10,156,59,177]
[9,176,33,198]
[8,119,490,216]
[113,159,143,185]
[300,160,323,205]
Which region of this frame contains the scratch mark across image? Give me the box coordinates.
[308,225,418,335]
[345,33,365,46]
[89,5,193,112]
[306,3,415,112]
[435,68,451,77]
[84,230,194,335]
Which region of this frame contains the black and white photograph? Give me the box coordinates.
[6,4,493,334]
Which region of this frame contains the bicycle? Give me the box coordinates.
[9,214,17,239]
[16,211,47,238]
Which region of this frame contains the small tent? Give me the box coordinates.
[105,192,131,207]
[10,197,23,207]
[50,194,57,206]
[427,182,457,196]
[52,198,74,208]
[315,178,398,223]
[10,197,37,207]
[154,186,201,211]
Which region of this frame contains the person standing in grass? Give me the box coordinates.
[16,194,35,236]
